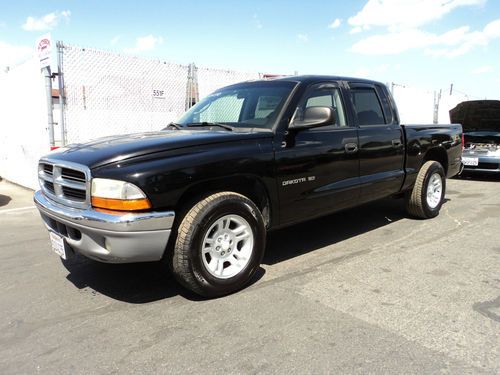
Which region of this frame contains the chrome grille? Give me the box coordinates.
[38,159,91,209]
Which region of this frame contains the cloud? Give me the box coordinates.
[297,33,309,43]
[348,0,484,31]
[252,14,263,29]
[347,0,491,58]
[124,35,164,53]
[328,18,342,29]
[351,28,435,54]
[0,41,32,69]
[472,65,493,74]
[351,19,500,57]
[22,10,71,31]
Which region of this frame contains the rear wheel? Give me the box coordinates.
[171,192,266,297]
[406,160,446,219]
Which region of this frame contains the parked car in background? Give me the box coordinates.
[450,100,500,174]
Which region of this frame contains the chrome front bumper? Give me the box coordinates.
[462,154,500,173]
[34,190,175,263]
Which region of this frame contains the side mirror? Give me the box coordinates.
[290,106,336,129]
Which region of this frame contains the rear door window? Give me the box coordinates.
[351,88,386,126]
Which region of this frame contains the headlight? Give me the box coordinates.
[91,178,151,211]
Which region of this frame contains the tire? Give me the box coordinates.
[405,160,446,219]
[171,192,266,298]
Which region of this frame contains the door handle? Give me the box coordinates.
[344,143,358,154]
[392,139,402,148]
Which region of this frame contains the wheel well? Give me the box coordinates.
[423,147,448,175]
[176,176,272,227]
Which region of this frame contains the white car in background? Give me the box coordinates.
[450,100,500,174]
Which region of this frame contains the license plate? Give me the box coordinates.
[49,231,66,260]
[462,157,479,166]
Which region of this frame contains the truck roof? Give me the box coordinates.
[272,75,383,86]
[219,75,387,91]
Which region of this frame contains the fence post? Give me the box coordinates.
[43,66,55,147]
[185,63,199,110]
[433,89,442,124]
[57,41,67,146]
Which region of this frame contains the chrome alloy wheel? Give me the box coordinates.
[426,173,443,209]
[201,214,254,279]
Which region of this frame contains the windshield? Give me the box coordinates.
[176,81,297,130]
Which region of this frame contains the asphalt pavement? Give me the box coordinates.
[0,175,498,374]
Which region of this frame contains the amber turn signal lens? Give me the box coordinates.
[91,196,152,211]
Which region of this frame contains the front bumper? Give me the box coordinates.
[34,190,175,263]
[462,153,500,173]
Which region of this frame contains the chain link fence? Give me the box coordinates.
[60,43,189,143]
[58,43,262,144]
[197,66,260,99]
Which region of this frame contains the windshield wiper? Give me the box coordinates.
[185,122,234,131]
[163,122,182,130]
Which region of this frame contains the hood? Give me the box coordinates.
[449,100,500,132]
[463,131,500,146]
[46,129,271,169]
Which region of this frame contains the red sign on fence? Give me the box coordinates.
[36,33,51,69]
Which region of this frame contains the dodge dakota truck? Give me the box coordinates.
[34,75,463,297]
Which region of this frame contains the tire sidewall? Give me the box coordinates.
[421,162,446,218]
[188,197,265,296]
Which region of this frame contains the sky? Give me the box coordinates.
[1,0,500,99]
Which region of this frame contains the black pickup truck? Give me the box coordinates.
[34,75,463,297]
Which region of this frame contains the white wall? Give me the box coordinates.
[0,58,51,190]
[392,85,469,125]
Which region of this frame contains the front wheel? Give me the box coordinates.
[171,192,266,297]
[405,160,446,219]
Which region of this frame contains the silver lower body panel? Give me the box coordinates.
[34,191,175,263]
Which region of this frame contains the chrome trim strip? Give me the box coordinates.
[54,177,85,190]
[38,170,53,182]
[34,190,175,232]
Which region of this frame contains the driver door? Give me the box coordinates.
[275,82,360,226]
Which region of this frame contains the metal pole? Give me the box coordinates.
[57,41,66,146]
[44,66,55,147]
[433,89,442,124]
[185,63,197,110]
[185,64,192,111]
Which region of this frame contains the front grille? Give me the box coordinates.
[61,168,86,183]
[62,186,86,200]
[44,181,55,194]
[43,164,53,175]
[38,160,90,209]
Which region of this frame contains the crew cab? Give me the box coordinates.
[34,75,463,297]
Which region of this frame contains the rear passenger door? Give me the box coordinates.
[348,82,405,203]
